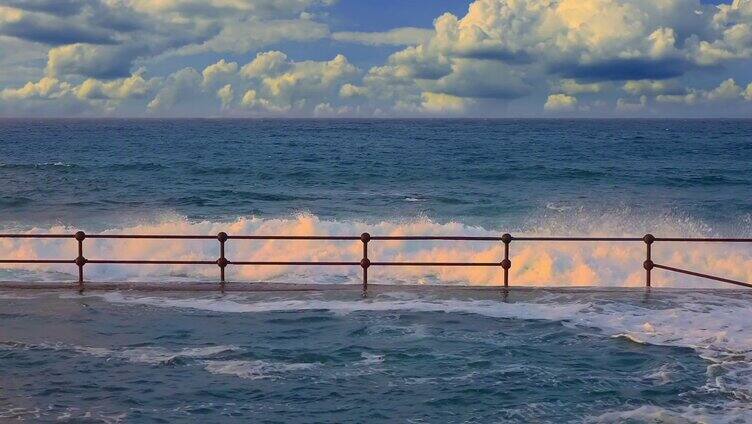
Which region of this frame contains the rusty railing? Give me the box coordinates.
[0,232,750,293]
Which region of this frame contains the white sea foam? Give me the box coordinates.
[0,213,750,288]
[586,404,752,424]
[203,359,317,380]
[3,341,243,365]
[93,291,589,321]
[81,345,241,365]
[89,289,752,405]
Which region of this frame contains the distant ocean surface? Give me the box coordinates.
[1,119,751,230]
[2,120,752,422]
[0,119,750,286]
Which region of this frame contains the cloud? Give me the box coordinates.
[75,71,153,100]
[258,54,359,108]
[0,5,117,45]
[146,52,359,115]
[216,84,234,109]
[544,94,578,111]
[616,95,647,112]
[202,59,238,87]
[332,28,433,46]
[176,18,330,56]
[0,76,70,100]
[706,78,744,101]
[655,78,749,105]
[623,80,684,96]
[421,92,471,113]
[344,0,750,114]
[3,0,89,17]
[147,67,202,111]
[46,44,143,79]
[0,1,335,80]
[240,51,291,79]
[2,0,752,116]
[554,79,607,95]
[339,83,368,99]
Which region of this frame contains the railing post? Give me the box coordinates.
[217,232,229,292]
[501,233,512,289]
[643,234,655,288]
[74,231,86,293]
[360,233,371,297]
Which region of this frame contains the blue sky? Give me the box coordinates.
[0,0,750,117]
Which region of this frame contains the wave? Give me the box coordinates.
[88,289,752,407]
[58,289,752,408]
[4,289,752,417]
[0,341,242,366]
[0,162,79,170]
[0,213,750,287]
[204,359,317,380]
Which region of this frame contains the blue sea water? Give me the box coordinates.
[0,119,751,230]
[1,119,752,422]
[2,289,751,423]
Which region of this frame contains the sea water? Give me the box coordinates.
[1,119,752,421]
[1,289,751,422]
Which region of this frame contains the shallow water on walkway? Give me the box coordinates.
[1,289,750,422]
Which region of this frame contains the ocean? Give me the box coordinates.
[1,119,751,422]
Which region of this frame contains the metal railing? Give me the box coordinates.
[0,232,750,293]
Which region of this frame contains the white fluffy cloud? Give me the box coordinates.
[0,0,335,80]
[1,0,752,116]
[146,53,359,115]
[656,78,750,105]
[544,93,578,111]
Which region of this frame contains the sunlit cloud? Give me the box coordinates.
[0,0,751,116]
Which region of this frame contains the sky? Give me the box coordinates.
[0,0,751,118]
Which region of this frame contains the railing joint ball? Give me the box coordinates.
[360,232,371,243]
[501,233,512,288]
[74,231,86,241]
[217,232,228,243]
[360,258,371,269]
[644,234,654,288]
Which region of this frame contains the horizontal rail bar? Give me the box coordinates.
[0,259,72,264]
[231,261,360,266]
[653,263,752,289]
[86,235,216,240]
[513,237,644,242]
[0,234,73,239]
[86,260,217,265]
[371,236,504,241]
[654,238,752,243]
[2,234,749,242]
[229,236,360,240]
[371,262,501,267]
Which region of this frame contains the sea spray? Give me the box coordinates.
[1,213,751,287]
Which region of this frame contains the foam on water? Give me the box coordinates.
[1,340,242,366]
[204,360,318,380]
[3,289,752,420]
[586,405,752,424]
[86,289,752,407]
[1,212,751,288]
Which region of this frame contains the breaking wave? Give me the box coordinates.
[0,212,750,287]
